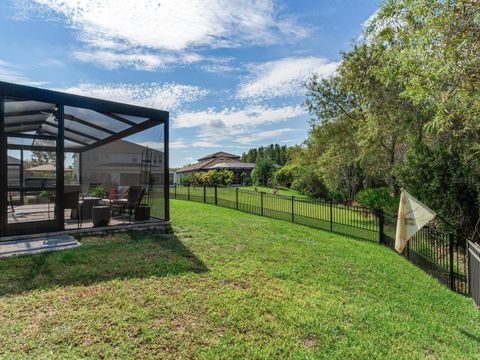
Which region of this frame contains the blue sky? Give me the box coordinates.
[0,0,378,167]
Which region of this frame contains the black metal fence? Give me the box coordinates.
[171,185,380,242]
[467,241,480,307]
[382,212,468,294]
[171,185,476,298]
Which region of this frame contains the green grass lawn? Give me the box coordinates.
[1,200,479,359]
[170,186,380,241]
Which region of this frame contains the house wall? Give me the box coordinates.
[73,140,165,190]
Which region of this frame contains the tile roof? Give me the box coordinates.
[176,154,254,174]
[197,151,240,161]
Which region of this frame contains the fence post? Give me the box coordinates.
[187,185,190,201]
[467,240,471,295]
[174,184,177,199]
[260,192,264,216]
[214,185,218,206]
[203,185,206,203]
[330,200,333,231]
[449,232,455,291]
[291,196,294,222]
[236,187,239,210]
[378,208,384,244]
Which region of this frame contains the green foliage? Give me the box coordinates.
[252,158,276,186]
[39,190,53,200]
[64,169,76,184]
[179,174,194,186]
[251,168,259,186]
[291,168,329,200]
[91,184,107,198]
[330,191,348,203]
[355,187,396,211]
[241,144,289,166]
[31,151,57,166]
[288,0,480,235]
[273,164,301,188]
[394,142,479,232]
[179,170,235,187]
[218,169,235,186]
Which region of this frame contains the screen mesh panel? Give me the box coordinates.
[1,82,168,237]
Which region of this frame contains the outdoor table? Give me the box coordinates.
[92,206,110,227]
[71,197,101,220]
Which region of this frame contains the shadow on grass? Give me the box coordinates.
[0,230,207,296]
[460,329,480,343]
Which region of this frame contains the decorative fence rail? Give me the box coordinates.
[467,241,480,307]
[171,185,476,298]
[382,212,467,294]
[171,185,380,242]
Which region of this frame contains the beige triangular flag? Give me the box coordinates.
[395,189,436,253]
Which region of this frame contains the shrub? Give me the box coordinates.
[291,168,329,199]
[273,164,300,188]
[330,191,348,203]
[180,170,235,186]
[179,174,194,186]
[355,187,396,210]
[218,169,235,186]
[91,184,107,198]
[253,158,276,185]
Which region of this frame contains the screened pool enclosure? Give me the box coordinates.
[0,81,169,238]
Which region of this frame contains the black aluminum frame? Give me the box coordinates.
[0,81,170,238]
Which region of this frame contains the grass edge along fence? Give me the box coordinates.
[170,185,470,296]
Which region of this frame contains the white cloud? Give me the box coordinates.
[72,50,202,71]
[237,56,338,99]
[175,104,305,129]
[192,141,222,148]
[17,0,308,70]
[237,127,296,144]
[139,139,222,149]
[198,56,238,74]
[358,9,379,42]
[62,82,208,110]
[0,59,47,86]
[175,104,305,144]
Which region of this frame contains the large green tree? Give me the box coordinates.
[289,0,480,235]
[241,144,289,166]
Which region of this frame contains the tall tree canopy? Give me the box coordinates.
[290,0,480,235]
[241,144,289,166]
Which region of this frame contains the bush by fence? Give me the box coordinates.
[171,185,472,297]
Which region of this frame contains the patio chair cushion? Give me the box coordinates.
[109,189,119,200]
[111,198,128,205]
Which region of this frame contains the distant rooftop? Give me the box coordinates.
[197,152,240,161]
[177,151,253,174]
[209,162,255,169]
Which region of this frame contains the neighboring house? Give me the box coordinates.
[175,152,255,184]
[73,139,164,190]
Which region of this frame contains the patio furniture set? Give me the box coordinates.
[66,184,148,228]
[0,80,169,238]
